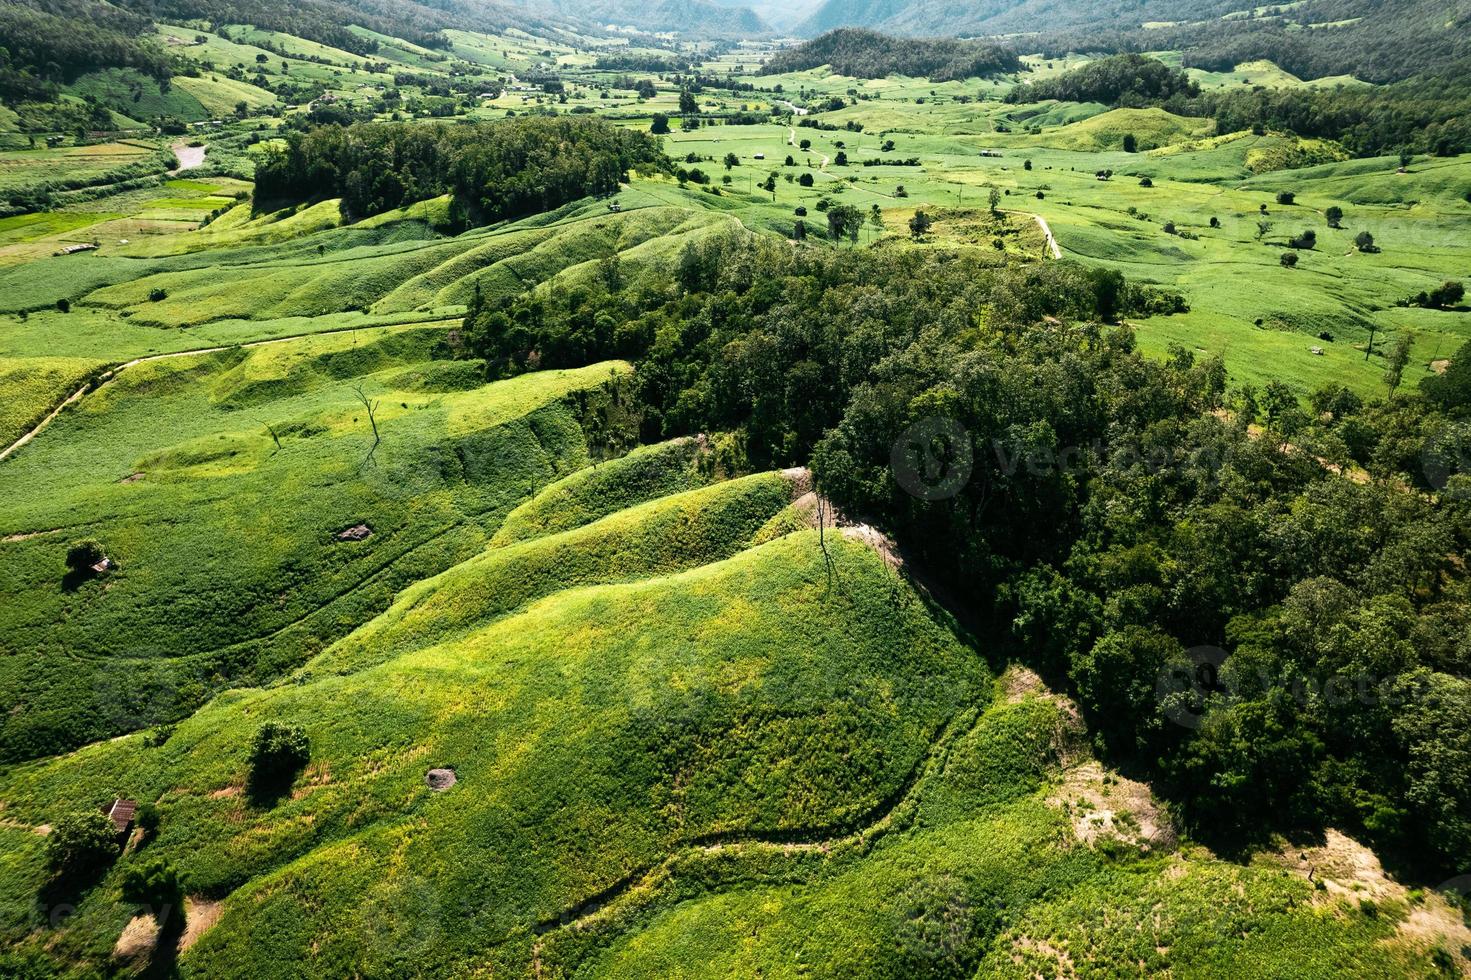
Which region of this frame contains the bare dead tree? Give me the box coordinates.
[354,385,381,468]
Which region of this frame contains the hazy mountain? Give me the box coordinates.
[525,0,772,36]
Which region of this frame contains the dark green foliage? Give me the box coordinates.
[1280,251,1299,268]
[1006,54,1199,107]
[120,857,184,913]
[765,28,1020,82]
[254,117,666,222]
[45,809,120,878]
[64,538,104,574]
[246,721,309,796]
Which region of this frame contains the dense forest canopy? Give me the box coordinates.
[253,117,667,223]
[459,232,1471,876]
[1005,54,1200,106]
[764,28,1021,81]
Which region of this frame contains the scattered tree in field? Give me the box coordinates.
[1163,221,1176,234]
[1408,280,1466,309]
[1398,146,1412,169]
[56,298,70,313]
[1280,251,1299,268]
[988,185,1001,215]
[1384,331,1415,392]
[1325,205,1343,228]
[799,172,814,187]
[826,203,862,243]
[1209,216,1220,228]
[1288,229,1317,249]
[1023,159,1032,170]
[833,150,848,165]
[679,89,698,115]
[1256,219,1273,240]
[1355,230,1378,252]
[46,810,119,878]
[247,722,310,798]
[1122,133,1138,152]
[650,113,669,134]
[1276,191,1295,205]
[1139,176,1153,187]
[799,138,811,151]
[723,152,738,170]
[65,539,105,574]
[784,154,795,166]
[894,184,908,197]
[868,205,885,239]
[793,219,806,240]
[908,209,932,239]
[121,858,183,914]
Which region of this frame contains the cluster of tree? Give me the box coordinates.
[1032,0,1471,84]
[764,28,1021,82]
[0,0,170,101]
[1004,54,1200,106]
[253,117,666,223]
[457,231,1471,877]
[594,54,692,74]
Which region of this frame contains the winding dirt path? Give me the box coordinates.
[1032,213,1062,258]
[0,319,455,463]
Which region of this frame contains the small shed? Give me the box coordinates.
[103,799,137,838]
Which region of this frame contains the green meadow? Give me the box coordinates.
[2,18,1470,977]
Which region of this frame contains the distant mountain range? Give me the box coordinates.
[795,0,1240,38]
[520,0,773,36]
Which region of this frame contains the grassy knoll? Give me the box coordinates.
[0,335,631,760]
[0,529,985,977]
[558,683,1451,979]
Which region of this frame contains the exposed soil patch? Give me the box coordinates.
[1432,359,1450,374]
[1049,760,1176,853]
[426,767,457,791]
[2,529,59,543]
[336,523,373,541]
[112,914,160,962]
[179,896,224,953]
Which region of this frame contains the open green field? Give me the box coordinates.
[3,17,1471,976]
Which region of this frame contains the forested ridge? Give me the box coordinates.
[253,117,667,223]
[765,28,1021,81]
[459,231,1471,876]
[1008,53,1471,158]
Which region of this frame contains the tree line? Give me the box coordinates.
[765,28,1021,82]
[253,117,666,224]
[457,231,1471,877]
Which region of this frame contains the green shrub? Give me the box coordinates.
[45,810,119,877]
[63,539,104,574]
[246,722,309,793]
[120,857,183,913]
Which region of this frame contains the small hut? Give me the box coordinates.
[103,799,137,841]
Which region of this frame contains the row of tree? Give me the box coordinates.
[253,117,666,224]
[765,28,1021,82]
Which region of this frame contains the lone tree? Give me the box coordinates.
[65,539,106,575]
[988,185,1001,215]
[678,89,698,115]
[650,113,669,134]
[1325,205,1343,228]
[247,722,310,797]
[798,172,814,187]
[1122,133,1138,152]
[1288,229,1317,249]
[1355,231,1377,252]
[908,209,933,239]
[723,152,738,170]
[826,203,862,244]
[1384,332,1415,393]
[1276,191,1295,205]
[46,810,120,879]
[1280,251,1299,268]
